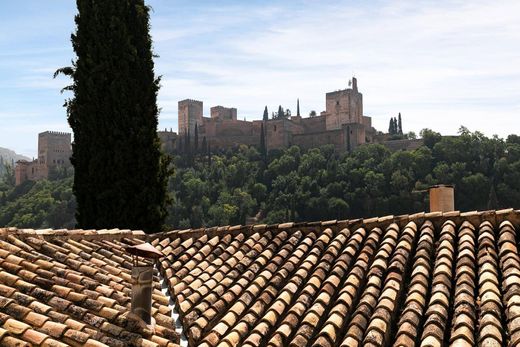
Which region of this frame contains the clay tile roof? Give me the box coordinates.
[0,228,180,347]
[3,209,520,346]
[151,208,520,346]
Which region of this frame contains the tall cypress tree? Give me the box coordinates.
[207,142,212,166]
[297,98,300,117]
[201,136,207,155]
[277,105,284,119]
[260,123,266,159]
[194,123,199,154]
[263,106,269,121]
[56,0,170,233]
[398,113,403,134]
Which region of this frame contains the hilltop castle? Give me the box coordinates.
[15,131,72,186]
[160,77,384,153]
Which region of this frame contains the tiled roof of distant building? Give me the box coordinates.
[1,209,520,346]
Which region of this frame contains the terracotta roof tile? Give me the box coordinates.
[3,209,520,346]
[0,229,180,347]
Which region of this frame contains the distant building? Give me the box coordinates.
[170,77,377,153]
[15,131,72,186]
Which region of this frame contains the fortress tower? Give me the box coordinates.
[38,131,72,166]
[178,99,203,135]
[210,106,237,121]
[323,77,363,130]
[15,131,72,185]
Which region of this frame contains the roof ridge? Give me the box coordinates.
[2,209,519,242]
[148,208,520,241]
[0,228,146,241]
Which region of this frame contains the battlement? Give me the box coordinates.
[178,99,203,106]
[39,131,71,137]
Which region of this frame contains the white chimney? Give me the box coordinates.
[429,184,455,212]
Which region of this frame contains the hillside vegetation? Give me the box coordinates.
[1,128,519,230]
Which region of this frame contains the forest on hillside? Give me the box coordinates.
[1,128,519,230]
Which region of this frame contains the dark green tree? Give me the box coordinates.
[194,123,199,154]
[201,136,207,155]
[207,142,212,166]
[277,105,284,119]
[260,123,267,159]
[297,99,300,117]
[263,106,269,121]
[388,118,396,134]
[488,182,498,209]
[56,0,170,233]
[177,134,184,153]
[398,113,403,134]
[1,164,15,188]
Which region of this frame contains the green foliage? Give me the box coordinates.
[420,128,442,148]
[0,164,15,188]
[0,177,76,229]
[160,129,520,227]
[2,130,520,230]
[57,0,170,233]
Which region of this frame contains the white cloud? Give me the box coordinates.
[153,0,520,137]
[2,0,520,155]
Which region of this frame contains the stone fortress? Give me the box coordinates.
[15,131,72,185]
[15,78,422,185]
[159,77,423,154]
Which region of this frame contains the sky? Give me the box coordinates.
[1,0,519,157]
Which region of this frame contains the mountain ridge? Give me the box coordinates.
[0,147,30,165]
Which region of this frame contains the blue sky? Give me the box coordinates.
[1,0,519,157]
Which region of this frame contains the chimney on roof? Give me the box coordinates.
[126,243,164,325]
[429,184,455,212]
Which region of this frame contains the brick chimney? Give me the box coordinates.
[126,243,164,325]
[429,184,455,212]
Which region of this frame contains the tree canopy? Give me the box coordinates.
[2,129,519,230]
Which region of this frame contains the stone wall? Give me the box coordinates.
[291,128,346,151]
[15,160,49,186]
[158,131,178,153]
[381,138,424,151]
